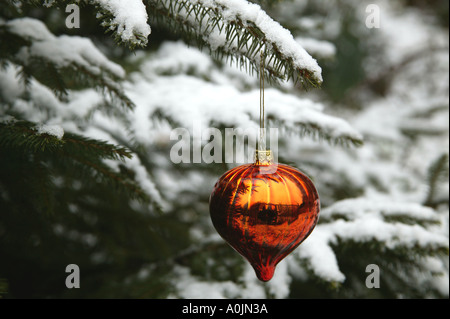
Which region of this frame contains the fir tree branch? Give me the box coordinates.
[13,0,151,49]
[62,154,150,202]
[424,153,449,208]
[0,120,65,153]
[62,133,133,161]
[269,118,364,147]
[0,120,149,202]
[89,0,151,49]
[146,0,322,87]
[0,120,132,160]
[320,198,443,227]
[0,18,134,109]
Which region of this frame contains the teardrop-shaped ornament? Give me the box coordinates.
[209,150,320,281]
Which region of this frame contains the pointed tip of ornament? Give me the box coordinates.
[254,264,276,282]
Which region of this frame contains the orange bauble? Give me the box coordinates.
[209,151,320,281]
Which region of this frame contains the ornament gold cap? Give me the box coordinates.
[254,149,273,165]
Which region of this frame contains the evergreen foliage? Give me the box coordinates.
[0,0,448,299]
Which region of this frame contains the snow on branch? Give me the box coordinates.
[147,0,322,87]
[91,0,151,48]
[320,198,442,226]
[36,123,64,139]
[295,197,448,283]
[296,227,346,283]
[129,41,360,147]
[24,0,151,48]
[2,17,133,108]
[6,17,125,78]
[321,198,448,249]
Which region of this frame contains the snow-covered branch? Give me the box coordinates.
[91,0,151,48]
[1,17,133,108]
[147,0,322,87]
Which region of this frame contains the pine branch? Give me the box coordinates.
[0,120,149,203]
[63,154,150,202]
[320,198,443,227]
[146,0,322,87]
[17,0,322,88]
[0,18,134,109]
[299,197,449,295]
[328,238,448,298]
[268,118,364,148]
[148,98,363,149]
[0,120,131,160]
[89,0,151,49]
[347,45,449,98]
[0,120,65,153]
[62,133,132,161]
[424,153,449,208]
[55,136,150,203]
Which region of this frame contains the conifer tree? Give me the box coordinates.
[0,0,448,299]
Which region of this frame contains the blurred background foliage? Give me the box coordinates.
[0,0,448,298]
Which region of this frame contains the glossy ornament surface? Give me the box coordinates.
[209,153,320,281]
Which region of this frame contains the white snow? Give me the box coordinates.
[1,0,448,299]
[171,0,323,83]
[296,37,336,59]
[141,41,213,76]
[128,42,360,147]
[294,196,448,284]
[168,265,241,299]
[6,18,125,78]
[125,155,164,207]
[36,123,64,139]
[6,17,52,41]
[266,261,291,298]
[297,227,346,283]
[325,215,447,250]
[93,0,151,46]
[0,64,24,104]
[321,197,441,223]
[208,0,322,80]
